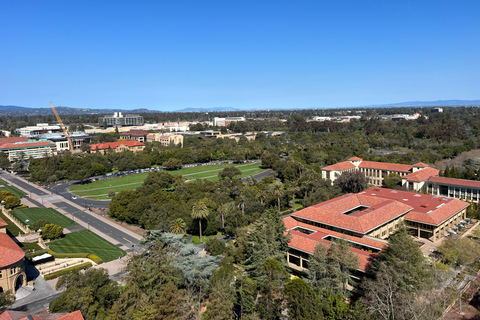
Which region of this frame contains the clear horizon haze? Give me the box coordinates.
[1,1,479,111]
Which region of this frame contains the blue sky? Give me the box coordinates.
[1,1,479,111]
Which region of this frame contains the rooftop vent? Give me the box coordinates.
[391,190,398,193]
[420,203,429,208]
[403,199,408,201]
[415,194,421,197]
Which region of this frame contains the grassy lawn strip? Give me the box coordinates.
[0,210,24,236]
[0,179,7,185]
[69,162,264,200]
[48,229,126,262]
[17,241,42,252]
[0,186,27,198]
[10,208,77,228]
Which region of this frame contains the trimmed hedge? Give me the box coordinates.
[87,254,104,264]
[26,249,49,260]
[44,262,92,280]
[13,205,28,210]
[26,250,104,264]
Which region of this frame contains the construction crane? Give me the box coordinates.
[50,102,74,152]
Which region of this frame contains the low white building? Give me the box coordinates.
[18,123,61,137]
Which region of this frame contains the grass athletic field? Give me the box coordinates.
[0,178,7,185]
[69,162,266,200]
[0,185,27,198]
[10,207,78,228]
[48,229,127,262]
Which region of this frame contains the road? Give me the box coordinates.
[54,201,140,248]
[45,181,111,208]
[0,170,141,251]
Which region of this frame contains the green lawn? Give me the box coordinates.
[17,241,42,252]
[10,208,77,228]
[0,210,24,236]
[48,229,127,262]
[69,162,266,200]
[0,186,27,198]
[0,179,7,185]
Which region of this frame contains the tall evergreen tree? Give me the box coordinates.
[375,225,431,291]
[243,210,290,278]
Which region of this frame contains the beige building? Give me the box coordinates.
[322,157,438,187]
[147,133,184,147]
[0,218,26,293]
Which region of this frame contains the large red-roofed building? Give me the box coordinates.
[284,188,468,275]
[321,157,438,188]
[0,218,26,293]
[90,141,145,155]
[0,310,84,320]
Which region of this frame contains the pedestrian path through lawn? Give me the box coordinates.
[69,162,265,200]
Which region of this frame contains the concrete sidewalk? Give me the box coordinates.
[2,171,142,254]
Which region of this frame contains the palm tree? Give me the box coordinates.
[170,218,186,235]
[256,191,266,205]
[218,203,231,230]
[191,201,209,242]
[238,197,246,215]
[287,180,300,212]
[270,184,284,212]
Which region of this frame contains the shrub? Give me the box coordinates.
[205,237,228,256]
[44,262,92,280]
[13,205,28,210]
[107,190,115,198]
[87,254,104,264]
[41,224,63,239]
[32,219,51,231]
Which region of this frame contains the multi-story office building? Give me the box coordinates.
[98,112,144,127]
[0,140,56,161]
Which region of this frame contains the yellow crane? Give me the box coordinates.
[50,102,74,152]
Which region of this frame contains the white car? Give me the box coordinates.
[72,196,77,200]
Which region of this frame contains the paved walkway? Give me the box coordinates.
[1,170,142,252]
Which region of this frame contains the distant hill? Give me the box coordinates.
[176,107,241,112]
[1,99,480,116]
[0,105,163,116]
[361,100,480,108]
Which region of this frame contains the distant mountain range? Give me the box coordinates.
[0,100,479,116]
[0,105,163,116]
[360,100,480,108]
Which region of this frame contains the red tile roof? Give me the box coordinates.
[358,161,413,173]
[0,141,55,149]
[0,217,8,228]
[322,161,356,171]
[284,216,386,250]
[90,141,145,151]
[361,188,469,225]
[348,157,363,161]
[120,130,148,137]
[413,162,429,168]
[403,167,439,182]
[0,311,84,320]
[0,233,25,268]
[0,137,29,144]
[291,193,411,234]
[428,176,480,189]
[286,228,380,271]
